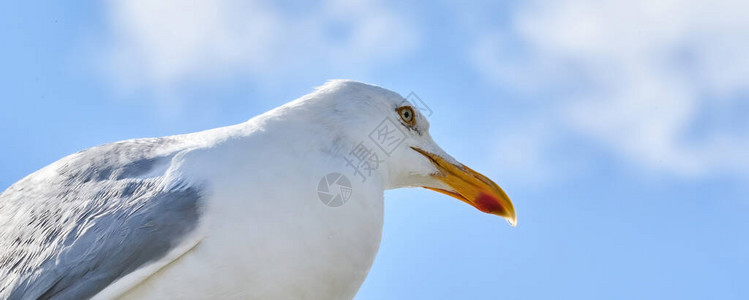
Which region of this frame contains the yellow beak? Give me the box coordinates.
[412,147,516,226]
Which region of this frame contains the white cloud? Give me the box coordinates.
[471,0,749,178]
[100,0,419,91]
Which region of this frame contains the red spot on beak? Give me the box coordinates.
[474,192,506,215]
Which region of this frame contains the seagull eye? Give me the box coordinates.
[397,106,415,125]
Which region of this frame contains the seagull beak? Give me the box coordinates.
[411,147,516,226]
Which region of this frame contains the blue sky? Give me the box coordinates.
[1,0,747,299]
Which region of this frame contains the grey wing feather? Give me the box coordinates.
[0,137,204,300]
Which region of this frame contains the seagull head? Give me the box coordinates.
[301,80,516,226]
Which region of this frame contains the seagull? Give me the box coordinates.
[0,80,515,300]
